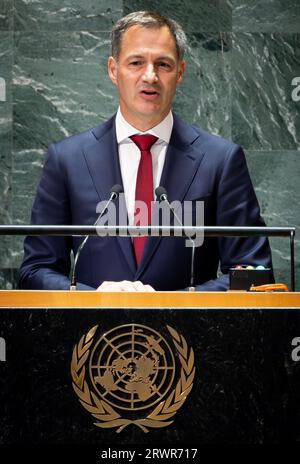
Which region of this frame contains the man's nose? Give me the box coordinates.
[142,64,158,83]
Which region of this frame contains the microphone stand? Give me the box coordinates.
[155,187,196,292]
[70,185,123,290]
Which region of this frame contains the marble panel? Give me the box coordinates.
[0,0,13,31]
[12,148,43,224]
[232,33,300,150]
[123,0,232,32]
[13,31,118,151]
[0,268,18,289]
[233,0,300,33]
[175,32,232,138]
[10,148,44,267]
[14,0,122,31]
[0,31,12,268]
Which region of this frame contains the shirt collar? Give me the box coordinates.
[115,108,173,144]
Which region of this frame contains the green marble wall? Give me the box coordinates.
[0,0,299,289]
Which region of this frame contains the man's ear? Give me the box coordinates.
[177,60,186,86]
[108,56,118,86]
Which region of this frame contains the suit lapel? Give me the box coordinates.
[135,115,205,280]
[83,117,136,274]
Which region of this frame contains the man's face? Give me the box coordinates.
[108,25,185,131]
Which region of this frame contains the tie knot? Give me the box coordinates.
[130,134,158,152]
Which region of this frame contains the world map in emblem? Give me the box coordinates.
[89,324,176,411]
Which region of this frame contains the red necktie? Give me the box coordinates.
[130,134,158,265]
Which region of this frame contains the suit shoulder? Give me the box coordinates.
[173,114,239,156]
[49,116,114,156]
[191,125,238,154]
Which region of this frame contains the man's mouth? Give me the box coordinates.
[141,90,158,95]
[140,90,160,99]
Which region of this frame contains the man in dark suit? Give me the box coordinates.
[19,11,273,292]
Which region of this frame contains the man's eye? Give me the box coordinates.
[129,61,143,66]
[157,62,171,68]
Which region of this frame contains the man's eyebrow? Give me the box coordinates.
[155,56,176,62]
[125,55,144,61]
[125,54,176,62]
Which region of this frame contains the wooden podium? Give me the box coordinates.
[0,290,299,444]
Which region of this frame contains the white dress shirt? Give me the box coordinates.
[115,108,173,226]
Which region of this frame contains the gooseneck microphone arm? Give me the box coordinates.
[155,186,196,292]
[70,184,123,290]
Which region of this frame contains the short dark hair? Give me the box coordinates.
[111,11,187,61]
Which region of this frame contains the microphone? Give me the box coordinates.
[155,186,196,292]
[70,184,123,290]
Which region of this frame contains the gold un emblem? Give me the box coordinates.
[71,324,195,433]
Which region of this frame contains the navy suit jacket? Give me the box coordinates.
[19,113,273,291]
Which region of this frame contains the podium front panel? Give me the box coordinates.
[0,291,299,444]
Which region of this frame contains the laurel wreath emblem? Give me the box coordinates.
[71,325,195,433]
